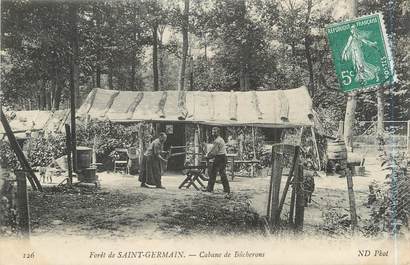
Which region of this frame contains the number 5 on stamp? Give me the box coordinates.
[326,13,396,92]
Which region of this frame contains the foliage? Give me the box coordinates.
[1,0,408,124]
[0,141,19,170]
[0,169,17,237]
[27,135,67,167]
[365,152,410,236]
[0,134,66,170]
[76,120,156,169]
[319,206,352,237]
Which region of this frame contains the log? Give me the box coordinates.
[278,90,289,122]
[126,92,144,119]
[177,90,188,120]
[209,93,215,121]
[77,88,97,116]
[0,108,41,191]
[229,90,238,121]
[157,91,168,118]
[102,91,119,118]
[251,91,263,120]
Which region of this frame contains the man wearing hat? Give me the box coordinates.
[205,127,230,194]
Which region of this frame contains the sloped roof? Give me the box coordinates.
[0,110,69,136]
[77,86,315,128]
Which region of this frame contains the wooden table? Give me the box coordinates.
[226,154,260,180]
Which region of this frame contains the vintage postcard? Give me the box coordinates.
[0,0,409,265]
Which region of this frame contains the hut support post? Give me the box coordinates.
[294,164,305,231]
[288,177,298,226]
[15,171,30,238]
[346,168,358,233]
[278,146,299,216]
[269,148,283,230]
[65,124,73,185]
[194,125,199,166]
[251,126,256,177]
[311,127,321,170]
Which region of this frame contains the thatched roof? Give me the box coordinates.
[78,86,316,128]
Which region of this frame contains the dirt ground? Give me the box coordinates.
[28,155,387,239]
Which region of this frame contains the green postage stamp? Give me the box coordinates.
[326,13,396,93]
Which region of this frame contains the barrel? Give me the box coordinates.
[78,167,97,183]
[327,140,347,160]
[76,146,92,170]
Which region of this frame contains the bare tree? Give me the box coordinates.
[178,0,189,91]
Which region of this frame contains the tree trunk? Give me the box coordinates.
[204,32,208,62]
[304,0,314,97]
[130,50,136,90]
[239,0,249,91]
[46,87,52,110]
[344,92,356,152]
[69,3,79,172]
[95,6,101,88]
[40,81,46,110]
[152,23,159,91]
[158,25,166,90]
[108,62,113,90]
[178,0,189,91]
[70,4,80,107]
[189,56,194,90]
[54,76,63,110]
[343,0,358,152]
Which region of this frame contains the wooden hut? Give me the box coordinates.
[77,86,319,170]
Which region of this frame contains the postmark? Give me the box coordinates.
[326,13,396,93]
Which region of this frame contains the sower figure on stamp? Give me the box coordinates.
[139,132,167,189]
[204,127,231,196]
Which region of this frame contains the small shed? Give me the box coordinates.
[0,110,70,138]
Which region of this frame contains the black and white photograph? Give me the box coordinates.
[0,0,409,264]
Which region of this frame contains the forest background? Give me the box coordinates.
[1,0,409,132]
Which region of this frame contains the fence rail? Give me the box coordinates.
[347,120,409,155]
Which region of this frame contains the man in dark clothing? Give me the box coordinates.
[139,132,167,189]
[205,127,230,194]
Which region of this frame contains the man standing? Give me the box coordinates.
[205,127,230,194]
[139,132,168,189]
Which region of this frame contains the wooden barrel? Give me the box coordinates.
[327,140,347,160]
[78,167,97,183]
[76,146,92,170]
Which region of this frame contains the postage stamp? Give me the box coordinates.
[326,13,396,93]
